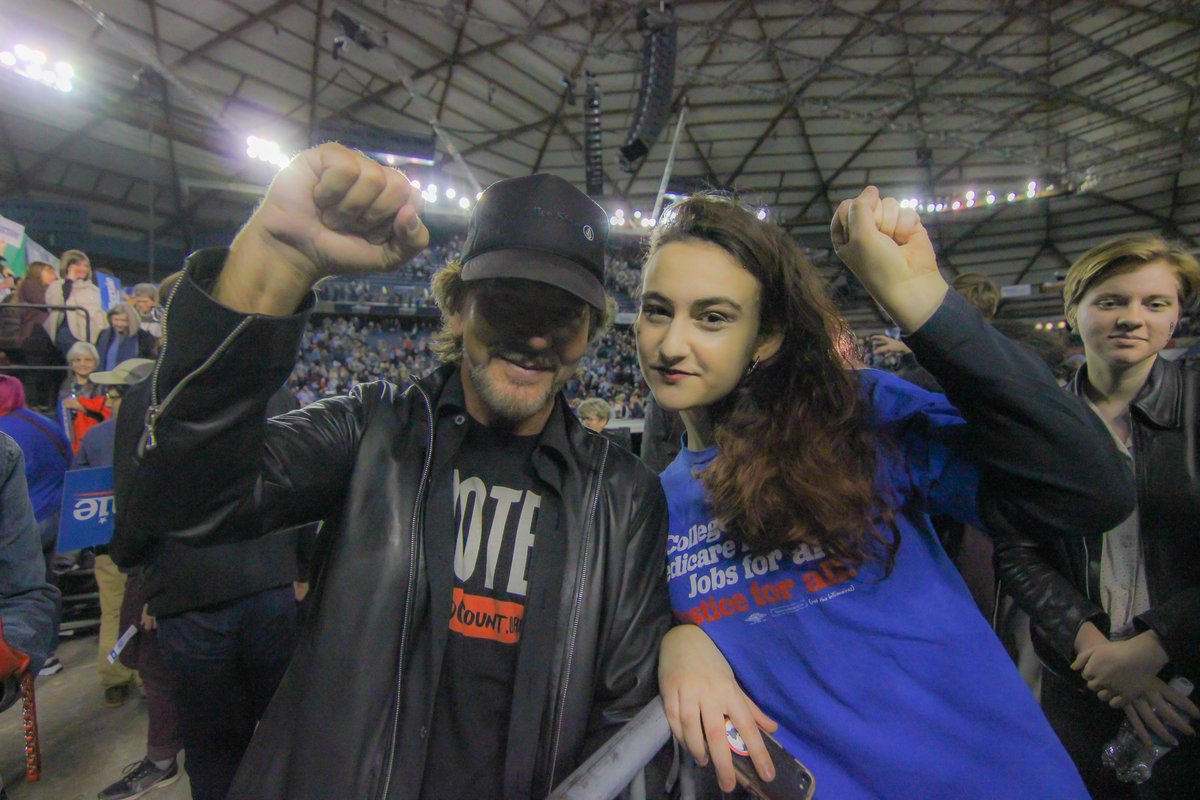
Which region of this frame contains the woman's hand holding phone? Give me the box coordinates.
[659,624,779,793]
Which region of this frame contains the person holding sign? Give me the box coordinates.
[642,189,1136,798]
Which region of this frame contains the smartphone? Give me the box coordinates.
[724,718,815,800]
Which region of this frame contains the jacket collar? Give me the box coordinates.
[1069,356,1181,429]
[416,363,577,490]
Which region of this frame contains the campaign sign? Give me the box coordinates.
[96,272,123,311]
[59,467,116,550]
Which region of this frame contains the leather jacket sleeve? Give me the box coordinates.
[113,249,365,566]
[993,533,1107,670]
[905,291,1135,541]
[582,470,671,755]
[1136,588,1200,675]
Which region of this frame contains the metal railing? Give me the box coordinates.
[549,697,698,800]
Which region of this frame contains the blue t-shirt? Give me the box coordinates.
[661,370,1087,800]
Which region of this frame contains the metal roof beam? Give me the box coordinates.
[175,0,298,67]
[990,0,1195,97]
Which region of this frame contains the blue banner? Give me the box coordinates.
[58,466,115,551]
[96,271,123,311]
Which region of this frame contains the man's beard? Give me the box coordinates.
[468,353,569,430]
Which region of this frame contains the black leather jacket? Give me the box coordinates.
[111,250,671,800]
[994,356,1200,687]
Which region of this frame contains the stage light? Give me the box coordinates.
[985,193,996,205]
[756,208,768,220]
[445,187,456,199]
[410,179,421,190]
[633,210,642,219]
[246,136,290,168]
[965,190,976,201]
[1027,181,1037,198]
[1007,192,1017,202]
[3,44,74,92]
[951,201,961,210]
[458,197,470,209]
[610,216,621,226]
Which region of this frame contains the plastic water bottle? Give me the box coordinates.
[1101,676,1195,784]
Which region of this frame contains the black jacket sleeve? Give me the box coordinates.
[112,249,367,568]
[905,290,1135,540]
[1135,588,1200,676]
[993,533,1107,669]
[583,471,671,755]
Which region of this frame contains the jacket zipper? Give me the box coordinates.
[139,317,253,455]
[378,383,435,800]
[545,439,610,793]
[139,271,246,455]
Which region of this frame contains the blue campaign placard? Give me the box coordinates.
[58,466,115,551]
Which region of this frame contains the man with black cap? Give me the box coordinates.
[112,143,671,799]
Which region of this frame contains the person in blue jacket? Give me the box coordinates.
[644,188,1140,799]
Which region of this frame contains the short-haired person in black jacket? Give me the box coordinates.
[111,143,671,800]
[995,233,1200,799]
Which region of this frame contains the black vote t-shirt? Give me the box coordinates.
[420,418,544,800]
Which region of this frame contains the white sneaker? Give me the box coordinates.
[38,656,63,676]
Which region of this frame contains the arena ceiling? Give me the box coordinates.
[0,0,1197,326]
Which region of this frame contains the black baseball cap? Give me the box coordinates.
[459,174,609,310]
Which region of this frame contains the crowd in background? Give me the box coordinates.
[315,234,646,313]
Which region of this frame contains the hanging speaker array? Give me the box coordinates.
[584,72,604,196]
[619,5,678,173]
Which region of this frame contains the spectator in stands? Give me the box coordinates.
[0,431,61,800]
[0,260,14,302]
[128,284,163,339]
[951,271,1002,319]
[112,145,669,799]
[58,341,107,451]
[995,233,1200,799]
[0,376,70,676]
[578,397,633,451]
[89,360,183,800]
[73,358,155,709]
[43,249,108,354]
[645,190,1133,798]
[5,261,62,410]
[95,303,157,370]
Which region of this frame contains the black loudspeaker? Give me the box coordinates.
[619,6,677,173]
[584,73,604,196]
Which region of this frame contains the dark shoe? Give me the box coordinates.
[103,683,130,707]
[38,656,63,676]
[97,758,180,799]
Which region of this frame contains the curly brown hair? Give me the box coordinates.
[647,195,896,568]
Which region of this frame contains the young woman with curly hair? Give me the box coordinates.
[644,188,1136,799]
